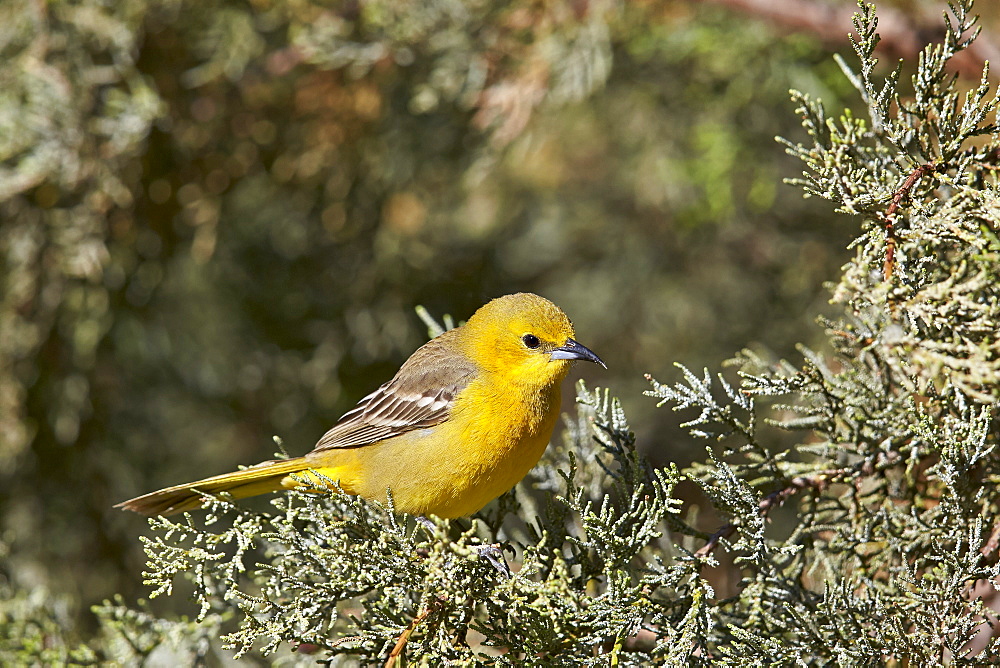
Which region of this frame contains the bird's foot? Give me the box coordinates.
[474,543,512,579]
[416,516,511,578]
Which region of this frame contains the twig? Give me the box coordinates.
[695,524,738,561]
[883,163,940,282]
[978,148,1000,171]
[695,451,901,560]
[981,517,1000,559]
[384,597,446,668]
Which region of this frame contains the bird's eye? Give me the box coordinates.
[522,334,541,349]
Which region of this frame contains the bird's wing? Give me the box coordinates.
[310,330,476,452]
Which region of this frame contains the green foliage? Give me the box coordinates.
[137,383,694,665]
[782,0,1000,401]
[0,583,98,665]
[4,0,1000,664]
[127,1,1000,663]
[0,0,851,631]
[660,0,1000,662]
[0,583,225,666]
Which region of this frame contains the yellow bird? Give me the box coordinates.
[117,293,605,518]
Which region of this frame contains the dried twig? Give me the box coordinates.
[883,163,940,281]
[384,597,447,668]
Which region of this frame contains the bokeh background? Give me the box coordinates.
[2,0,996,634]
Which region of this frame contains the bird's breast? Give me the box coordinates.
[429,378,562,515]
[347,378,563,518]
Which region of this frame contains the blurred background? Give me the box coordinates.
[2,0,996,634]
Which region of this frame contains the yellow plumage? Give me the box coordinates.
[118,293,604,518]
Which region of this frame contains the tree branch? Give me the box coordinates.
[882,162,940,281]
[384,597,447,668]
[695,451,901,560]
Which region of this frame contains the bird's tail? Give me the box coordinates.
[116,457,315,516]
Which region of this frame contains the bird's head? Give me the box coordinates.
[461,293,605,388]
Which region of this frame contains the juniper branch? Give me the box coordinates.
[882,162,943,281]
[384,597,447,668]
[694,450,902,560]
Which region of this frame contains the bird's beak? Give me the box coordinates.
[550,338,606,369]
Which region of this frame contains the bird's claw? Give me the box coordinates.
[475,543,512,578]
[416,516,511,577]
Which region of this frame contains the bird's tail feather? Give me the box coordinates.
[116,457,312,516]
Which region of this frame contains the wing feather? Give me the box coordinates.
[310,329,475,452]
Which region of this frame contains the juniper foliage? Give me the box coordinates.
[4,0,999,665]
[131,382,691,665]
[1,0,850,640]
[111,1,1000,664]
[651,0,1000,662]
[0,582,225,666]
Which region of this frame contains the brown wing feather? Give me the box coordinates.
[310,329,475,452]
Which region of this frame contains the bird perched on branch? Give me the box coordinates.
[118,293,605,518]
